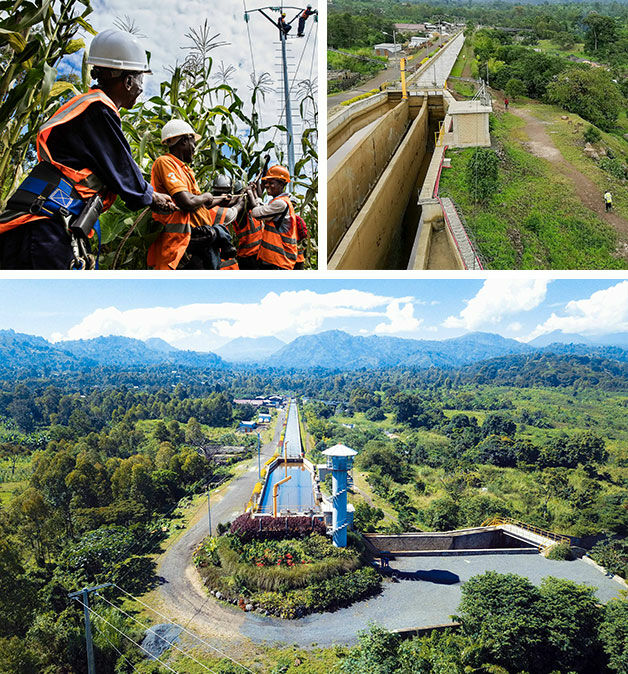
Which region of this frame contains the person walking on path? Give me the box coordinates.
[504,97,509,110]
[604,190,613,212]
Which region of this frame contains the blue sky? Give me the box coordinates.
[1,279,627,351]
[59,1,318,158]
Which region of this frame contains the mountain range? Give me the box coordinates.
[0,328,627,375]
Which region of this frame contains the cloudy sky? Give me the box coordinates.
[60,0,319,153]
[1,278,627,351]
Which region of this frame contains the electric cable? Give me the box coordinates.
[98,631,142,673]
[71,598,179,673]
[112,586,256,671]
[95,594,218,674]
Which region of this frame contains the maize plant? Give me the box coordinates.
[0,0,95,208]
[99,20,318,270]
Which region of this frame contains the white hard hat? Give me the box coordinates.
[87,29,152,73]
[161,119,201,145]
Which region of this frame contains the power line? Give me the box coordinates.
[113,584,256,674]
[71,598,179,674]
[103,472,231,587]
[95,594,218,674]
[98,631,141,673]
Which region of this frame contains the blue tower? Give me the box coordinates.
[322,443,357,547]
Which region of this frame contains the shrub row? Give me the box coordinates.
[252,566,381,618]
[229,513,326,542]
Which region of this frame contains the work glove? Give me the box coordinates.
[187,225,218,254]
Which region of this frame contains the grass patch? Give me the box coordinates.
[450,41,473,78]
[438,110,627,269]
[536,39,586,60]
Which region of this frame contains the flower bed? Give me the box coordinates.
[194,530,381,618]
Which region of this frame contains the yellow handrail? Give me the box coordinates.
[482,516,570,546]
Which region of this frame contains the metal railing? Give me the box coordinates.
[482,517,570,547]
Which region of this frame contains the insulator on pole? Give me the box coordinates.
[244,12,249,22]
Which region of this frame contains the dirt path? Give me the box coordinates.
[507,104,628,239]
[147,408,286,647]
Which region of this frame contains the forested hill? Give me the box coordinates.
[454,351,628,390]
[0,330,224,376]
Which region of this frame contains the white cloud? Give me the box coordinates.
[51,289,417,346]
[444,279,549,330]
[528,281,628,340]
[507,322,523,333]
[72,0,318,159]
[374,301,422,335]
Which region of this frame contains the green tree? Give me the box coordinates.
[341,624,401,674]
[539,577,604,672]
[545,67,623,131]
[583,14,617,52]
[505,77,526,101]
[600,599,628,674]
[353,501,384,533]
[465,148,499,203]
[456,571,547,673]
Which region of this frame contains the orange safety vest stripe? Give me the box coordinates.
[0,91,118,236]
[236,212,263,257]
[147,230,191,270]
[258,195,297,269]
[220,258,239,270]
[37,90,119,202]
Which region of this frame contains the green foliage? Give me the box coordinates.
[600,599,628,674]
[340,624,401,674]
[353,501,384,533]
[590,536,628,578]
[599,156,628,180]
[505,77,526,101]
[583,125,602,144]
[0,0,95,208]
[545,541,574,560]
[465,148,499,203]
[546,67,624,131]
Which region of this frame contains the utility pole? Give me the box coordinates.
[257,432,261,480]
[207,482,212,536]
[69,583,113,674]
[245,5,313,181]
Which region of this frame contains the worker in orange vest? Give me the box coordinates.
[297,5,317,37]
[245,165,298,270]
[148,121,237,270]
[0,29,175,269]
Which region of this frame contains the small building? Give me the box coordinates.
[410,36,429,48]
[374,43,402,57]
[238,421,258,433]
[394,23,426,32]
[447,100,492,148]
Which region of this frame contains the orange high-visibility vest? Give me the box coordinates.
[147,154,196,270]
[0,90,119,234]
[258,195,297,269]
[235,212,263,258]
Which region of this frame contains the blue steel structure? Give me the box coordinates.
[322,444,357,547]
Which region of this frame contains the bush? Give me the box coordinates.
[465,148,499,203]
[505,77,526,101]
[583,125,602,144]
[229,513,326,543]
[599,157,627,180]
[545,542,574,560]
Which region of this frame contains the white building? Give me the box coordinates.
[374,42,402,57]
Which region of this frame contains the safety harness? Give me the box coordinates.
[4,161,102,269]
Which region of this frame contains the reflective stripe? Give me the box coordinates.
[260,240,297,262]
[163,222,191,234]
[39,91,113,133]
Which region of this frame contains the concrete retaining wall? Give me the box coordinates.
[328,93,391,156]
[329,98,429,269]
[364,527,536,554]
[328,99,410,256]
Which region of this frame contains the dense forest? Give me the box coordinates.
[1,355,627,671]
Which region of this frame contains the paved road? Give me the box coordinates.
[237,553,625,647]
[150,407,287,644]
